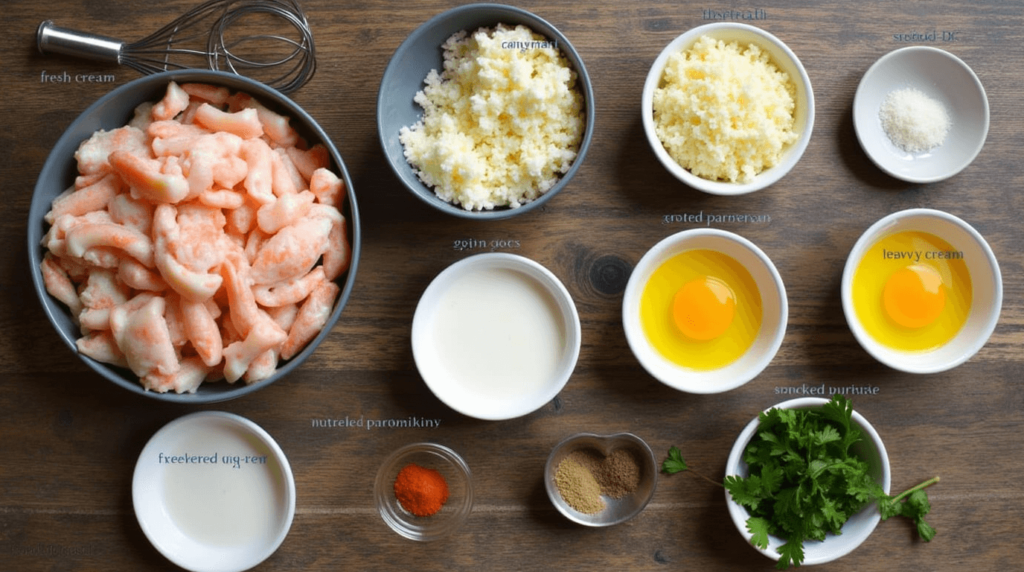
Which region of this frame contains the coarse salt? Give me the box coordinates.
[879,88,950,153]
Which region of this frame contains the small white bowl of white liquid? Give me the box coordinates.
[132,411,296,572]
[412,253,582,420]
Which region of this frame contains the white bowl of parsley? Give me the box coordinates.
[724,396,893,567]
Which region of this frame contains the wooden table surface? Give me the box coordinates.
[2,0,1022,570]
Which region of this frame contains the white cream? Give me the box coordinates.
[430,266,567,400]
[161,423,287,547]
[134,412,295,572]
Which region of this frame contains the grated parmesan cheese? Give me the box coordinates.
[399,24,585,211]
[653,35,798,184]
[878,88,950,153]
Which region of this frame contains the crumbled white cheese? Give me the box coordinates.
[399,24,585,210]
[653,35,798,183]
[879,88,950,153]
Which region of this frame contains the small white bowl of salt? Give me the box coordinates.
[853,46,988,183]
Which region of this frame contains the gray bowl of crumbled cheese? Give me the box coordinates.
[377,3,594,219]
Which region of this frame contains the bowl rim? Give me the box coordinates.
[411,252,582,419]
[852,45,990,183]
[543,431,658,527]
[132,411,296,571]
[724,397,892,566]
[27,68,361,403]
[374,441,474,541]
[641,22,815,195]
[622,228,788,393]
[840,208,1002,374]
[376,2,595,219]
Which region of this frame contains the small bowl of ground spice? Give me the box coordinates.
[375,442,474,541]
[853,46,989,183]
[544,432,658,527]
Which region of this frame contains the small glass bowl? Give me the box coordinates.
[374,442,473,541]
[544,433,658,527]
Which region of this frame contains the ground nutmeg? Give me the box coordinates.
[554,447,644,514]
[394,463,450,517]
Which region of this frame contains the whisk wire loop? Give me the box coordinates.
[38,0,316,93]
[207,1,315,92]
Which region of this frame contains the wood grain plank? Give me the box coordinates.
[1,0,1022,570]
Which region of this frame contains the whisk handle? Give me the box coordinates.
[37,20,123,64]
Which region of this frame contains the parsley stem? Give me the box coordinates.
[690,469,724,488]
[889,476,941,503]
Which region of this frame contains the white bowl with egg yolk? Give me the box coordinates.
[622,229,788,393]
[841,208,1002,374]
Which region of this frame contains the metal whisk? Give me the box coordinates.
[37,0,316,93]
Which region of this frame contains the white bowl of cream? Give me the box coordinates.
[412,253,582,420]
[132,411,296,572]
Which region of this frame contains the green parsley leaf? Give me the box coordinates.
[879,477,939,542]
[818,497,847,532]
[661,446,725,487]
[772,487,802,521]
[776,538,805,570]
[879,496,904,520]
[724,475,765,511]
[818,393,853,433]
[916,518,937,542]
[760,465,784,495]
[814,424,841,447]
[746,517,772,550]
[846,471,884,504]
[661,445,688,474]
[906,489,931,517]
[808,459,831,480]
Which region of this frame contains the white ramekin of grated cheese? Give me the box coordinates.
[642,23,814,196]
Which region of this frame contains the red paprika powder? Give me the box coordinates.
[393,463,449,517]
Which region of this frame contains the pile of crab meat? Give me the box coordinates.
[40,81,352,394]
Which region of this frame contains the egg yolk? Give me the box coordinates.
[671,276,736,341]
[882,264,946,329]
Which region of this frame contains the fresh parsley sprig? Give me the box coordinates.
[662,445,722,487]
[879,475,940,542]
[662,395,938,569]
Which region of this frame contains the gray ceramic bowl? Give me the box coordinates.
[544,433,657,527]
[28,69,361,403]
[377,3,594,220]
